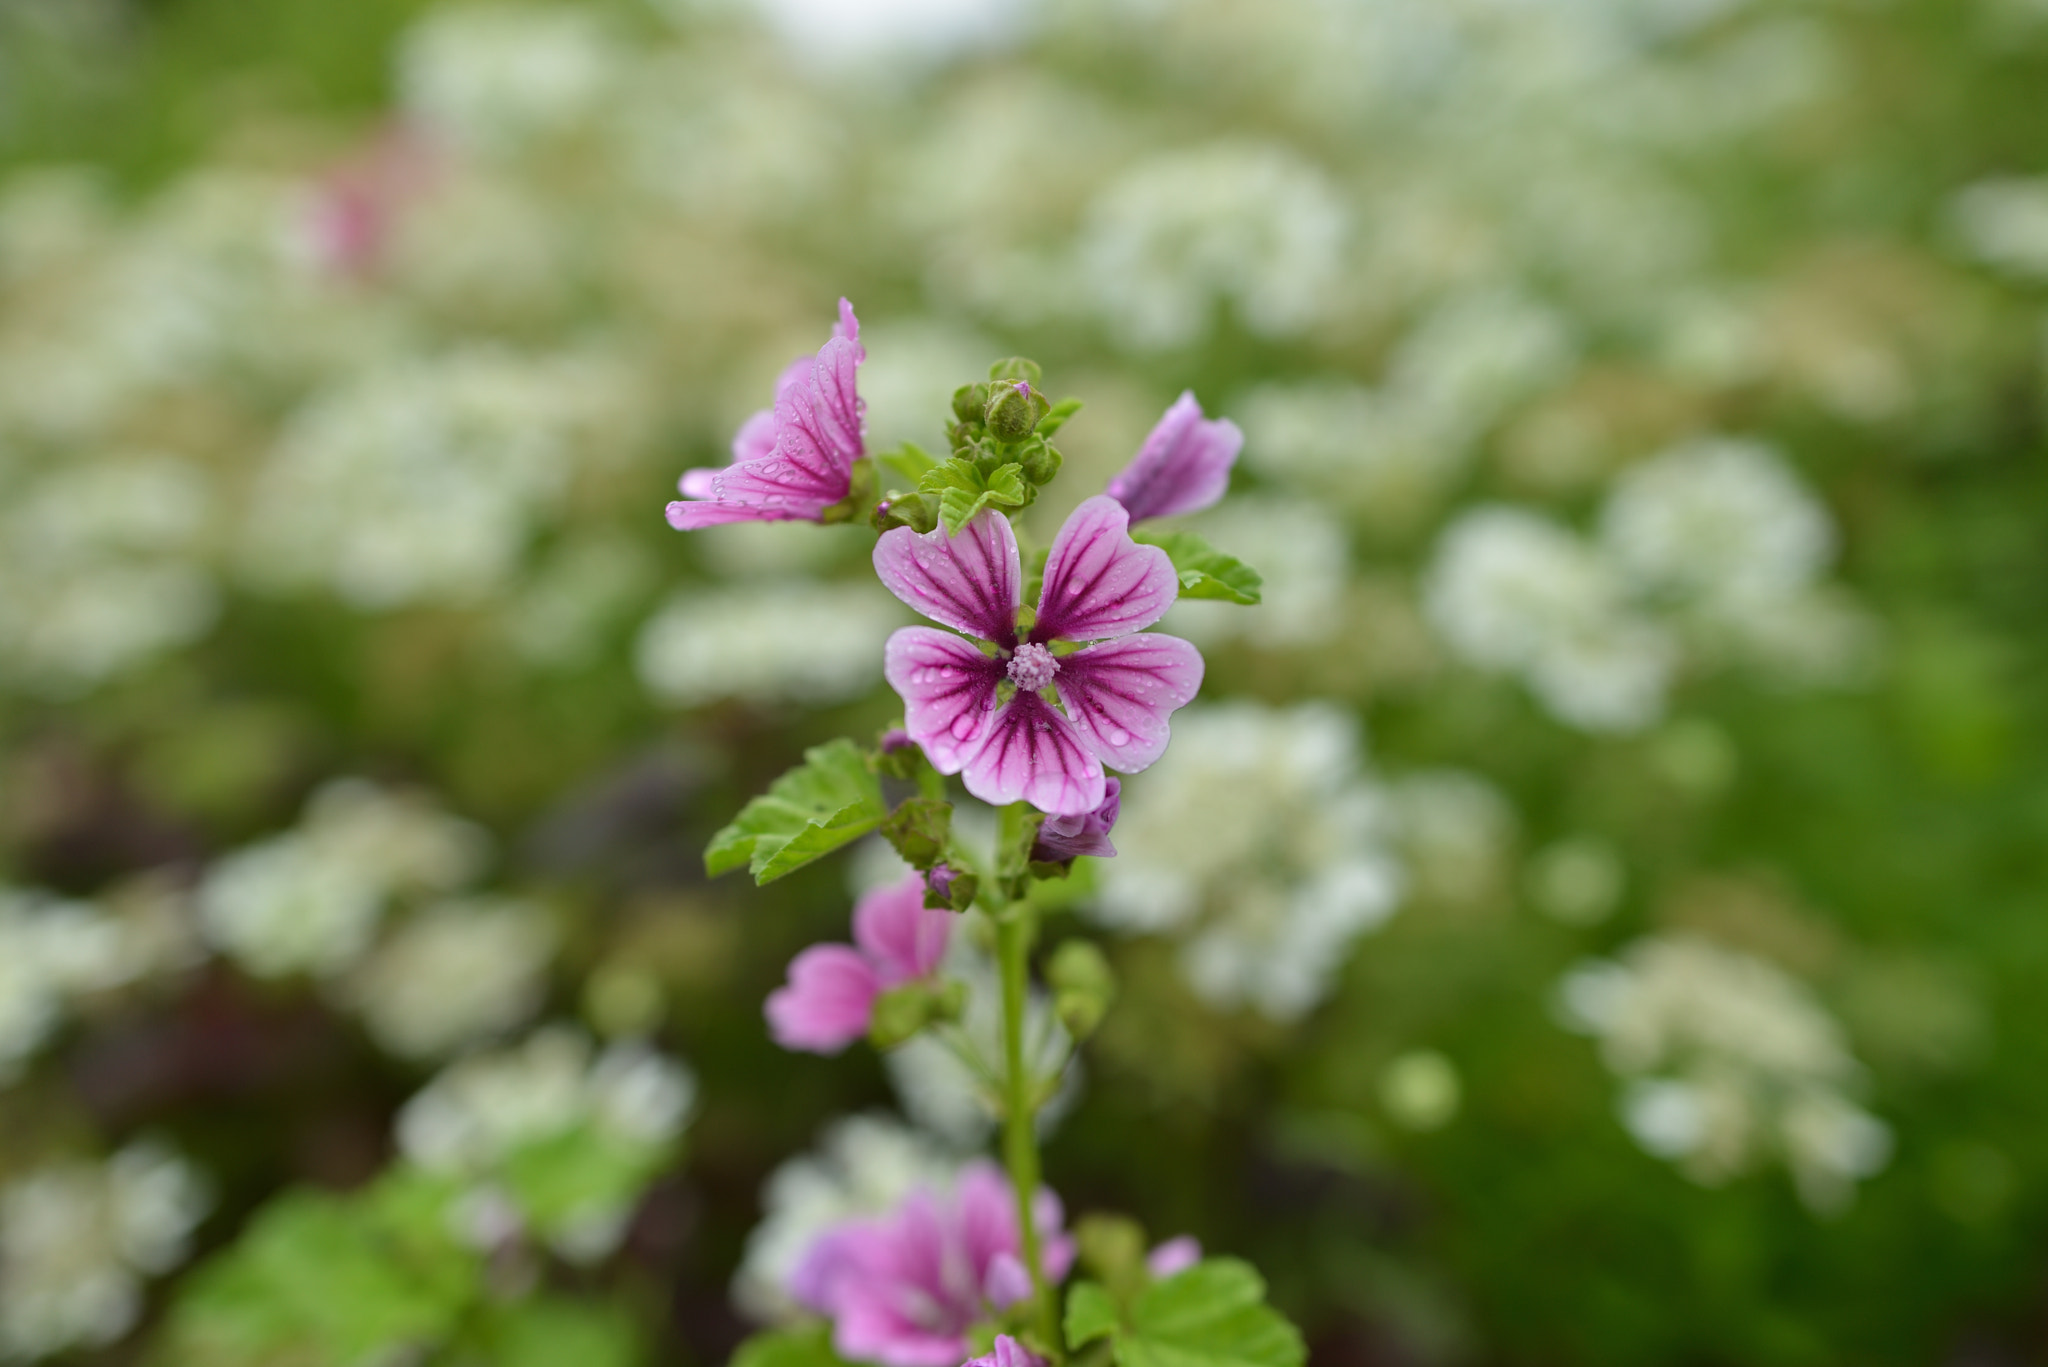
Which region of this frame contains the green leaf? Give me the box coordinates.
[705,740,886,884]
[478,1297,640,1367]
[921,457,1030,535]
[731,1324,854,1367]
[1066,1280,1121,1348]
[160,1170,479,1367]
[1115,1259,1305,1367]
[1037,397,1083,438]
[880,795,951,870]
[1132,529,1263,605]
[880,441,939,485]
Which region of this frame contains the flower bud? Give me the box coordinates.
[1075,1213,1149,1301]
[984,380,1050,443]
[952,382,991,426]
[1048,939,1116,1042]
[868,983,934,1050]
[1017,437,1062,487]
[924,860,978,911]
[872,491,938,534]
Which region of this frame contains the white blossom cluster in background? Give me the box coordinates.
[0,1143,211,1359]
[192,780,559,1061]
[0,886,195,1083]
[1425,437,1877,732]
[395,1026,697,1263]
[1557,934,1892,1212]
[635,582,906,709]
[1091,702,1404,1021]
[732,1112,962,1323]
[0,453,219,696]
[241,347,648,610]
[196,779,488,980]
[1161,496,1353,652]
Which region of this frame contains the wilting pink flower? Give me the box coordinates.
[792,1161,1075,1367]
[1146,1235,1202,1279]
[1032,778,1120,861]
[877,497,1203,816]
[667,299,865,529]
[1105,391,1243,523]
[965,1337,1046,1367]
[765,874,950,1053]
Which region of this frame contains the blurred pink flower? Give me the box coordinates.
[301,124,443,279]
[668,299,866,529]
[1146,1235,1202,1279]
[877,497,1203,816]
[1104,391,1242,523]
[965,1337,1046,1367]
[792,1161,1074,1367]
[765,874,950,1053]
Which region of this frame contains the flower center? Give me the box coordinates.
[1006,642,1059,692]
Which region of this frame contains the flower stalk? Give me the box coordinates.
[994,888,1058,1356]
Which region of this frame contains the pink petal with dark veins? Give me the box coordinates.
[873,511,1023,647]
[882,628,1006,774]
[1032,495,1180,644]
[1054,633,1204,773]
[960,691,1105,816]
[1105,390,1243,523]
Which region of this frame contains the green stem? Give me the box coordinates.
[996,897,1060,1356]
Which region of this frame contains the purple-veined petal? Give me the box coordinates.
[1104,390,1243,523]
[960,691,1106,816]
[765,944,881,1053]
[874,512,1022,647]
[1053,633,1204,773]
[666,496,816,530]
[852,873,953,985]
[883,628,1005,774]
[1031,496,1179,644]
[809,298,865,463]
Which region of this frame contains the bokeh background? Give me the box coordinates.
[4,0,2048,1362]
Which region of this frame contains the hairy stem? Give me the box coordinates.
[996,897,1059,1355]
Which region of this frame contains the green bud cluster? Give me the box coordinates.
[873,357,1081,537]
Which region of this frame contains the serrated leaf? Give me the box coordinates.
[731,1324,854,1367]
[1114,1259,1305,1367]
[984,463,1028,506]
[880,442,938,484]
[1065,1280,1121,1348]
[939,485,1000,536]
[1132,529,1263,605]
[918,456,982,496]
[705,740,886,884]
[1037,397,1083,437]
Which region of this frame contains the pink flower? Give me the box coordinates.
[764,874,951,1054]
[791,1161,1075,1367]
[1031,778,1120,861]
[877,497,1204,817]
[1105,391,1243,523]
[965,1337,1046,1367]
[300,124,443,279]
[1146,1235,1202,1279]
[667,299,866,529]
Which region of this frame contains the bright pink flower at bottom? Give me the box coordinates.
[792,1161,1075,1367]
[765,874,951,1053]
[877,497,1204,817]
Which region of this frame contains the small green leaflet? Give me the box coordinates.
[879,441,938,485]
[704,739,887,884]
[920,457,1029,535]
[1063,1259,1306,1367]
[1037,397,1084,438]
[730,1324,854,1367]
[1132,529,1263,605]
